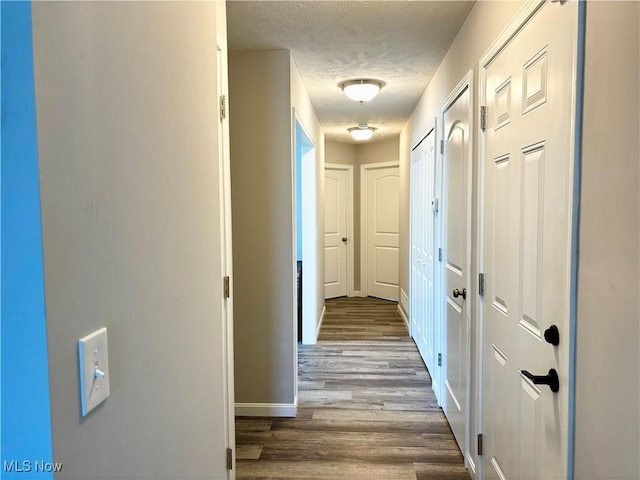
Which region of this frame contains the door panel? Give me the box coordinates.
[365,165,399,301]
[324,247,340,285]
[481,2,577,478]
[374,247,399,285]
[520,378,542,479]
[375,176,400,233]
[324,168,348,298]
[445,124,465,270]
[442,80,471,456]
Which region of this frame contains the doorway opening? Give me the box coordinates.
[294,116,318,346]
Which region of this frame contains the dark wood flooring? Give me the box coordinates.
[235,296,470,480]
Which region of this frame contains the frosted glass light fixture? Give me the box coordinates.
[348,123,376,141]
[339,79,384,102]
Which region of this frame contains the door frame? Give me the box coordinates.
[216,35,235,478]
[476,1,583,477]
[360,161,400,299]
[325,163,355,297]
[293,109,318,348]
[440,69,473,468]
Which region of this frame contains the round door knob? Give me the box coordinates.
[452,288,466,300]
[544,325,560,346]
[341,237,348,242]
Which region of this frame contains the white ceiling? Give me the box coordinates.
[227,1,474,144]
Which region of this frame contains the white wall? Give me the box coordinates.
[574,2,640,478]
[32,2,231,478]
[326,141,357,166]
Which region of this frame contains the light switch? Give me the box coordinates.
[78,327,110,416]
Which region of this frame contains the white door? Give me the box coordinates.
[324,167,349,298]
[363,164,400,301]
[217,44,235,477]
[410,127,440,397]
[441,73,472,456]
[480,2,578,478]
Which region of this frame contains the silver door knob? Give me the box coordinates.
[342,237,348,242]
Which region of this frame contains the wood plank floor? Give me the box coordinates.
[235,296,470,480]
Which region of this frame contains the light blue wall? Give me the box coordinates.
[1,2,54,478]
[295,121,313,262]
[295,123,303,261]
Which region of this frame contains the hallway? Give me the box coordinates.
[235,297,470,480]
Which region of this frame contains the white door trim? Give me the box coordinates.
[216,35,235,479]
[411,122,437,152]
[325,163,355,297]
[476,1,582,477]
[360,161,400,298]
[440,69,473,467]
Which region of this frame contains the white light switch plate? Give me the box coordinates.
[78,327,110,416]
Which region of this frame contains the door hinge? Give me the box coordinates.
[477,433,484,455]
[438,248,442,262]
[223,276,230,299]
[480,105,487,132]
[440,139,444,154]
[479,273,485,297]
[220,95,226,120]
[431,197,439,213]
[226,447,233,470]
[437,353,442,366]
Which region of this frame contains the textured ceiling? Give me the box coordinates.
[227,1,474,144]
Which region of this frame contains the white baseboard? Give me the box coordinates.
[397,303,409,333]
[235,400,297,417]
[467,453,476,478]
[352,291,366,297]
[400,288,409,314]
[316,305,326,339]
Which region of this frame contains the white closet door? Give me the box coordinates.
[481,2,578,478]
[410,127,439,398]
[363,164,399,301]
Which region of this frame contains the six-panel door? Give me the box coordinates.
[481,2,577,478]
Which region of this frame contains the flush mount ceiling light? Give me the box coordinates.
[339,79,384,102]
[348,123,377,141]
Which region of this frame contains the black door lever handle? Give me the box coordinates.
[521,368,559,392]
[453,288,466,300]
